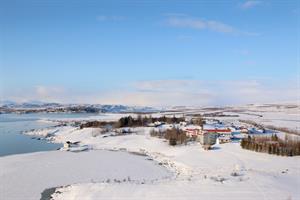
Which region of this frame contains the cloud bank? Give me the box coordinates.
[2,79,299,107]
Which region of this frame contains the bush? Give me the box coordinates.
[191,117,205,126]
[151,127,187,146]
[80,121,114,129]
[241,134,300,156]
[169,138,177,146]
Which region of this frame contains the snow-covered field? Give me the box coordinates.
[0,150,171,200]
[163,104,300,132]
[39,113,136,123]
[0,104,299,200]
[216,104,300,132]
[15,124,300,200]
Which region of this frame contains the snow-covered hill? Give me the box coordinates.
[0,101,159,113]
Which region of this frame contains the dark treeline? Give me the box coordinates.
[116,115,186,128]
[150,128,187,146]
[80,115,187,129]
[80,121,114,129]
[80,115,204,130]
[241,135,300,156]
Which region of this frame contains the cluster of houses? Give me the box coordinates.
[182,124,230,149]
[178,120,261,150]
[76,117,267,151]
[148,119,256,149]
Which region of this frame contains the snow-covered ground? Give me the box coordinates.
[1,104,299,200]
[217,110,300,131]
[39,113,136,123]
[0,150,171,200]
[213,104,300,132]
[164,103,300,133]
[17,124,300,200]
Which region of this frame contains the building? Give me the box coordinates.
[185,128,201,137]
[198,131,218,150]
[183,125,202,137]
[204,128,232,134]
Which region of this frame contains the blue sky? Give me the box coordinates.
[0,0,299,106]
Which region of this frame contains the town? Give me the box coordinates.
[59,114,300,155]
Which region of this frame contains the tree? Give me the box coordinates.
[169,138,177,146]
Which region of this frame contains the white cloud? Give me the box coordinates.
[166,17,234,33]
[240,1,261,9]
[96,79,299,107]
[1,86,65,103]
[35,86,64,98]
[164,16,259,36]
[134,80,198,92]
[2,79,299,107]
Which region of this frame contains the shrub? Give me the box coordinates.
[80,121,114,129]
[241,134,300,156]
[151,127,187,146]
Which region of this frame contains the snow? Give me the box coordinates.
[217,104,300,132]
[1,104,300,200]
[0,150,171,200]
[52,178,295,200]
[20,124,300,200]
[40,113,136,123]
[50,142,300,200]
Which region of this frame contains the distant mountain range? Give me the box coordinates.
[0,101,160,114]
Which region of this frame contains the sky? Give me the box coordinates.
[0,0,299,106]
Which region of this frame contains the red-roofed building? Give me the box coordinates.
[205,129,231,134]
[185,128,201,137]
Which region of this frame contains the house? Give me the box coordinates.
[63,141,80,149]
[185,128,201,137]
[63,141,70,149]
[198,131,218,150]
[183,125,202,137]
[204,128,232,137]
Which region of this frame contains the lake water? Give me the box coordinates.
[0,113,100,157]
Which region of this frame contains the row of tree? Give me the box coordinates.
[116,115,186,128]
[150,128,187,146]
[241,135,300,156]
[79,115,186,129]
